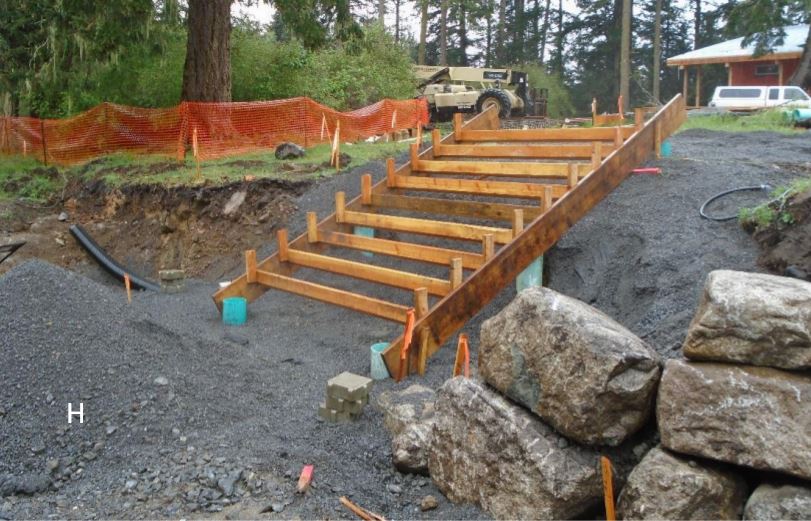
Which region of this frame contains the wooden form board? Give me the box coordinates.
[455,126,636,142]
[381,94,687,378]
[433,142,617,160]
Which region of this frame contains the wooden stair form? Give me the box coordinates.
[213,95,687,380]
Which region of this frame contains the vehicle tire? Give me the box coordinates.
[476,89,512,118]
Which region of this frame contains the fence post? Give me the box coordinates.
[40,119,48,166]
[302,99,309,148]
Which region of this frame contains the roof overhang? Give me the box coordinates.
[667,51,803,67]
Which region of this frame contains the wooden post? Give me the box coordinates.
[682,66,688,101]
[245,250,257,283]
[453,112,463,140]
[277,229,289,262]
[591,97,597,123]
[634,108,645,130]
[544,185,554,211]
[568,163,579,188]
[778,61,784,86]
[414,287,429,318]
[695,66,702,108]
[601,456,616,521]
[410,143,419,166]
[40,119,48,166]
[417,328,430,376]
[335,191,346,223]
[450,258,463,289]
[482,234,495,260]
[654,120,662,159]
[386,157,396,187]
[432,129,442,156]
[512,209,524,238]
[124,274,132,304]
[591,141,602,170]
[192,127,201,182]
[614,126,623,147]
[361,174,372,205]
[306,212,318,243]
[335,121,341,171]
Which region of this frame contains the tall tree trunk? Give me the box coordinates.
[552,0,563,73]
[181,0,232,102]
[378,0,386,26]
[418,0,428,64]
[394,0,400,42]
[789,27,811,86]
[439,0,448,65]
[514,0,525,63]
[693,0,701,50]
[539,0,551,65]
[458,0,468,66]
[619,0,631,111]
[496,0,507,65]
[653,0,662,103]
[485,0,494,66]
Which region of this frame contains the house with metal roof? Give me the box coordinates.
[667,24,808,107]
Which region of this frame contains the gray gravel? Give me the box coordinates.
[1,128,808,519]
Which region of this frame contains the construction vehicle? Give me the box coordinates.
[414,66,546,121]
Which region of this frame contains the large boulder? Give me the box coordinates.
[658,360,811,480]
[617,446,747,520]
[376,385,436,474]
[744,483,811,520]
[682,270,811,371]
[479,287,661,446]
[428,377,603,520]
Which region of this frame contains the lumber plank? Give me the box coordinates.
[391,175,569,200]
[370,193,542,222]
[319,230,484,270]
[255,269,408,323]
[413,159,591,179]
[211,107,498,312]
[457,126,635,142]
[433,143,617,159]
[286,249,452,296]
[381,94,687,377]
[342,210,514,244]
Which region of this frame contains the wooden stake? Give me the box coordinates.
[453,334,470,378]
[361,174,372,205]
[414,287,429,319]
[453,113,463,138]
[635,108,645,130]
[277,229,289,262]
[568,163,579,188]
[335,191,346,223]
[591,141,602,170]
[512,209,524,238]
[23,140,27,157]
[614,126,623,147]
[335,121,341,172]
[386,157,396,187]
[482,234,495,260]
[297,464,314,494]
[601,456,616,521]
[245,250,257,283]
[192,127,201,182]
[339,496,386,521]
[543,185,554,212]
[655,120,662,159]
[431,129,442,156]
[124,273,132,304]
[417,327,430,376]
[409,143,419,166]
[450,258,463,289]
[306,212,318,243]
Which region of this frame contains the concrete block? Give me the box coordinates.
[327,394,368,414]
[318,403,351,423]
[327,372,373,401]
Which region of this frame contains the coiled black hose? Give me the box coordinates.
[699,184,773,221]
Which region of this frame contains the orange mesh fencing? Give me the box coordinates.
[0,97,429,166]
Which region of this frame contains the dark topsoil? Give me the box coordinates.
[1,128,809,520]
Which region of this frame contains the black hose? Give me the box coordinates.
[699,184,772,221]
[69,224,161,292]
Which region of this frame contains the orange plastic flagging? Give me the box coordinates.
[453,334,470,378]
[398,309,416,381]
[0,97,429,166]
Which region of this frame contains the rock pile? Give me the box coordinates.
[380,271,811,520]
[621,269,811,519]
[380,286,662,519]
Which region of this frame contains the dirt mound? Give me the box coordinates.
[752,188,811,278]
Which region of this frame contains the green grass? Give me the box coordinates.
[0,135,429,201]
[679,109,800,134]
[740,176,811,228]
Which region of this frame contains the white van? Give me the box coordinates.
[709,86,811,110]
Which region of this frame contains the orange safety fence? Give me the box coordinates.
[0,97,429,166]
